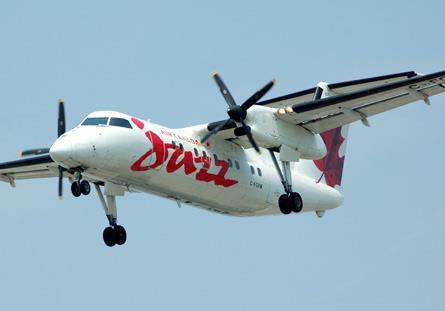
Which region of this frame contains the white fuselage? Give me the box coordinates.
[50,111,343,216]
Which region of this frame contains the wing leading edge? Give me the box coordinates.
[0,155,58,185]
[257,71,418,109]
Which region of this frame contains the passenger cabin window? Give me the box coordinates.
[213,154,218,163]
[179,143,184,151]
[193,148,199,157]
[82,117,109,126]
[202,150,207,158]
[235,160,240,170]
[227,159,233,168]
[250,165,255,175]
[109,117,132,129]
[172,141,177,149]
[257,168,262,177]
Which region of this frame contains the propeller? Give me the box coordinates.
[201,72,275,153]
[57,99,66,199]
[19,99,66,199]
[19,99,66,157]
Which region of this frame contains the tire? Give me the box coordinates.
[80,180,91,196]
[114,225,127,245]
[103,227,116,247]
[71,182,81,197]
[289,192,303,213]
[278,194,292,215]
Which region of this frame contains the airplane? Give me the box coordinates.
[0,70,444,247]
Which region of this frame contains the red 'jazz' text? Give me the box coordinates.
[130,118,238,188]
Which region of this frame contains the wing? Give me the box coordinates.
[276,70,445,133]
[204,71,429,143]
[257,71,418,109]
[0,155,59,186]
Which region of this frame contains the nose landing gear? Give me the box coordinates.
[70,180,91,197]
[70,170,91,197]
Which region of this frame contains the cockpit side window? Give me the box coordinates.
[81,117,109,126]
[109,117,133,129]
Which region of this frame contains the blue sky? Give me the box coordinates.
[0,0,444,310]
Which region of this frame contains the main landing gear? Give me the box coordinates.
[278,192,303,215]
[94,183,127,247]
[102,224,127,247]
[70,170,127,247]
[269,150,304,215]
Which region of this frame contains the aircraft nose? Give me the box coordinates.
[50,137,72,162]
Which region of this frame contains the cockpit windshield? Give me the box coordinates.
[81,117,133,129]
[109,117,132,129]
[81,117,109,126]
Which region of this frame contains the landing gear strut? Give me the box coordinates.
[269,150,304,214]
[70,172,125,246]
[94,183,127,247]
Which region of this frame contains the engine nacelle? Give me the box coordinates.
[247,105,326,160]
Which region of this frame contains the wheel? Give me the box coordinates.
[289,192,303,213]
[114,225,127,245]
[103,227,116,247]
[278,194,292,215]
[71,181,81,197]
[80,180,91,195]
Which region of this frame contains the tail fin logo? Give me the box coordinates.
[313,127,346,188]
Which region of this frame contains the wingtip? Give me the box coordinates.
[211,70,219,77]
[58,98,64,104]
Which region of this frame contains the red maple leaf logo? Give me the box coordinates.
[313,127,345,188]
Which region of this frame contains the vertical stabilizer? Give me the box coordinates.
[313,126,348,189]
[297,82,349,189]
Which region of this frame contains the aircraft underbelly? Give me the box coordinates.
[140,169,273,215]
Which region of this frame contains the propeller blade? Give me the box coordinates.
[58,99,66,137]
[200,119,231,144]
[212,71,237,107]
[241,120,260,153]
[58,166,63,199]
[240,79,276,111]
[57,99,66,199]
[208,73,275,154]
[19,148,50,157]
